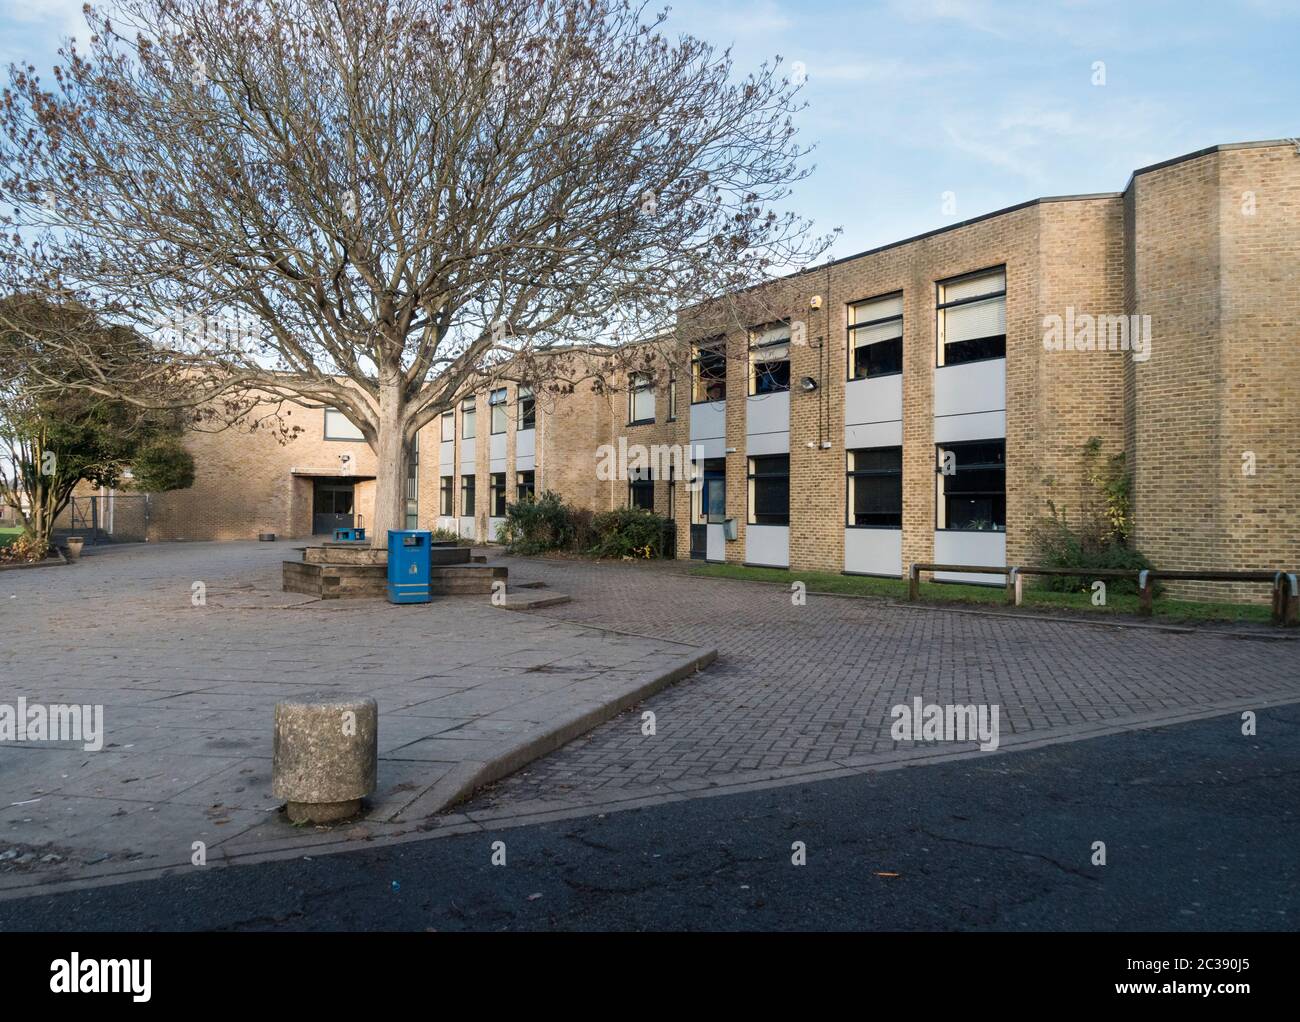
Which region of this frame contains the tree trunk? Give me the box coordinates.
[369,376,407,546]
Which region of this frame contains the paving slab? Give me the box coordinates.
[0,542,713,895]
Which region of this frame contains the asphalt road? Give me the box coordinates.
[1,704,1297,931]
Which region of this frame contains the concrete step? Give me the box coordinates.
[495,589,571,610]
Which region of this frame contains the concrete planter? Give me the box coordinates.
[64,536,84,562]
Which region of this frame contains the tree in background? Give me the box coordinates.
[0,298,195,555]
[0,0,828,541]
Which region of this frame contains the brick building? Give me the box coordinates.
[115,140,1296,600]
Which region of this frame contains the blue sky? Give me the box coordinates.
[2,0,1296,260]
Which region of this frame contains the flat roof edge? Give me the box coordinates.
[1122,139,1296,193]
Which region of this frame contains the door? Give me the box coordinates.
[696,459,726,562]
[313,480,355,535]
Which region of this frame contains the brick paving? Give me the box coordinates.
[464,555,1300,812]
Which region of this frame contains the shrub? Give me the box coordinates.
[500,490,576,554]
[1031,505,1156,595]
[0,531,48,564]
[429,527,470,545]
[590,506,674,559]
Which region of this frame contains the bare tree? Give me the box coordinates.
[0,0,828,539]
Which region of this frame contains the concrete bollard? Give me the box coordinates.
[273,695,378,824]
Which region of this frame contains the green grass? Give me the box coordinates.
[686,563,1275,624]
[0,526,23,548]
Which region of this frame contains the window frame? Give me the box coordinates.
[323,407,366,442]
[460,472,476,517]
[628,372,656,425]
[489,471,507,516]
[440,411,455,442]
[516,469,535,503]
[627,466,655,511]
[488,388,508,435]
[691,338,728,404]
[748,325,792,396]
[847,292,904,381]
[846,446,903,529]
[439,474,454,517]
[935,438,1007,532]
[517,386,536,431]
[935,266,1007,368]
[460,398,477,439]
[667,371,678,421]
[746,453,790,526]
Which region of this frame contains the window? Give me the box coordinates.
[490,472,507,516]
[668,372,678,420]
[847,447,902,528]
[629,372,655,424]
[747,454,789,525]
[460,473,476,516]
[439,475,454,516]
[692,339,727,402]
[937,267,1006,366]
[695,458,726,524]
[405,435,419,528]
[516,469,535,503]
[461,398,476,439]
[667,464,676,513]
[936,439,1005,531]
[848,294,903,379]
[440,411,455,442]
[489,388,508,434]
[323,407,365,441]
[749,325,791,395]
[518,386,536,430]
[628,466,654,510]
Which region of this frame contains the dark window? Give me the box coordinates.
[748,454,789,525]
[848,294,904,380]
[460,473,476,516]
[750,327,791,395]
[937,440,1006,531]
[439,475,454,516]
[847,447,902,527]
[692,340,727,402]
[516,470,535,503]
[490,472,507,516]
[937,268,1006,366]
[489,389,507,434]
[628,468,655,511]
[668,372,678,420]
[518,387,535,430]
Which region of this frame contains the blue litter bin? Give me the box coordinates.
[386,530,432,604]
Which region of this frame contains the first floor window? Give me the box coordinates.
[323,407,365,441]
[749,324,791,395]
[848,294,903,379]
[518,386,536,430]
[460,473,476,517]
[516,470,535,502]
[692,339,727,402]
[747,454,789,525]
[936,439,1005,531]
[489,389,508,434]
[439,475,454,516]
[937,267,1006,366]
[628,467,654,510]
[490,472,507,516]
[847,447,903,527]
[629,372,655,424]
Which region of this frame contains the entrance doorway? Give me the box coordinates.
[689,458,726,561]
[312,480,355,535]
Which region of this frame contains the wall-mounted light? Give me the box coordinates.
[800,376,818,392]
[809,295,823,310]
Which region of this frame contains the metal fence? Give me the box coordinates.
[67,494,153,543]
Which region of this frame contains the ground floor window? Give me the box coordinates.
[747,454,789,525]
[516,470,535,503]
[847,447,902,527]
[936,439,1006,531]
[628,467,654,511]
[440,475,454,516]
[460,474,476,517]
[490,472,507,517]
